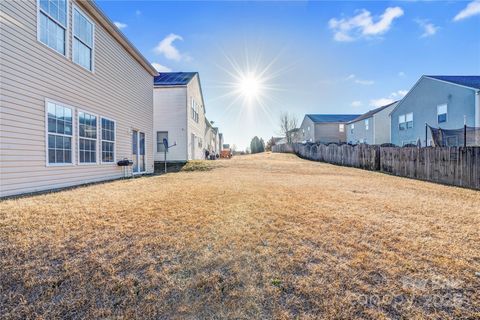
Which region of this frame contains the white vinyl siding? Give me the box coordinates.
[46,100,73,165]
[38,0,67,55]
[101,118,115,163]
[72,6,94,71]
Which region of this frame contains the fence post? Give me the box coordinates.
[464,124,467,148]
[425,123,428,147]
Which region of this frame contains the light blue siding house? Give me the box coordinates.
[390,76,480,146]
[347,101,398,145]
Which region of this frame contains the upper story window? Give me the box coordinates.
[39,0,67,55]
[437,104,447,123]
[399,113,413,130]
[78,111,97,163]
[191,98,199,122]
[101,118,115,163]
[46,101,73,165]
[73,7,94,71]
[365,119,369,130]
[339,124,345,132]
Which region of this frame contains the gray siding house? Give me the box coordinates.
[0,0,157,197]
[390,76,480,146]
[299,114,360,144]
[347,101,398,145]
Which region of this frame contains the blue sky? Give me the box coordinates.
[97,0,480,150]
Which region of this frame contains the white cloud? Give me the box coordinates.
[329,7,404,42]
[151,62,172,72]
[153,33,190,61]
[416,19,438,38]
[351,101,363,107]
[370,89,408,107]
[113,21,127,30]
[346,74,375,85]
[453,0,480,21]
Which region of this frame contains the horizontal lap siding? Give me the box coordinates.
[0,0,154,197]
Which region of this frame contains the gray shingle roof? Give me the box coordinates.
[426,76,480,90]
[349,101,398,123]
[306,114,361,123]
[154,72,197,86]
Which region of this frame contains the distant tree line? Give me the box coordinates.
[250,136,265,154]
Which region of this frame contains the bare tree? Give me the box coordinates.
[278,112,298,144]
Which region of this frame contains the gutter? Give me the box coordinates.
[82,0,158,76]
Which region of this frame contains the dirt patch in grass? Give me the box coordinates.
[1,153,479,319]
[181,160,221,172]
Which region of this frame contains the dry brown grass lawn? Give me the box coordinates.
[1,153,479,319]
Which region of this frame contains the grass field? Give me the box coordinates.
[1,153,479,319]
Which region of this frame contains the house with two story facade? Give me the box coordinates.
[298,114,360,144]
[347,101,398,145]
[153,72,207,165]
[390,76,480,146]
[0,0,157,197]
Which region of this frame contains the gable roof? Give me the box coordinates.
[82,1,157,76]
[154,72,198,86]
[350,101,398,123]
[425,76,480,90]
[306,114,361,123]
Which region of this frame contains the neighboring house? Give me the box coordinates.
[218,133,224,152]
[390,76,480,147]
[299,114,361,144]
[153,72,207,163]
[0,0,157,197]
[204,119,219,155]
[347,101,398,145]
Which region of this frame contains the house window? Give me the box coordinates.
[365,119,369,130]
[47,101,72,164]
[406,112,413,129]
[350,124,354,134]
[399,114,406,130]
[78,111,97,163]
[73,7,94,71]
[39,0,67,55]
[157,131,168,152]
[437,104,447,123]
[101,118,115,163]
[339,124,345,132]
[191,98,199,122]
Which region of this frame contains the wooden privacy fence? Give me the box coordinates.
[272,143,480,190]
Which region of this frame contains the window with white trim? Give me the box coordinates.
[365,119,369,130]
[399,114,406,130]
[73,7,94,71]
[47,101,72,164]
[101,118,115,163]
[78,111,97,163]
[339,124,345,132]
[39,0,67,55]
[437,104,447,123]
[406,112,413,129]
[350,123,354,134]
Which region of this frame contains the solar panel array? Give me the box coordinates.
[154,72,197,86]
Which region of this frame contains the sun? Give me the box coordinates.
[238,72,262,99]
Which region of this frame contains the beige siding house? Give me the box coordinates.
[298,114,361,144]
[153,72,207,163]
[0,0,157,197]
